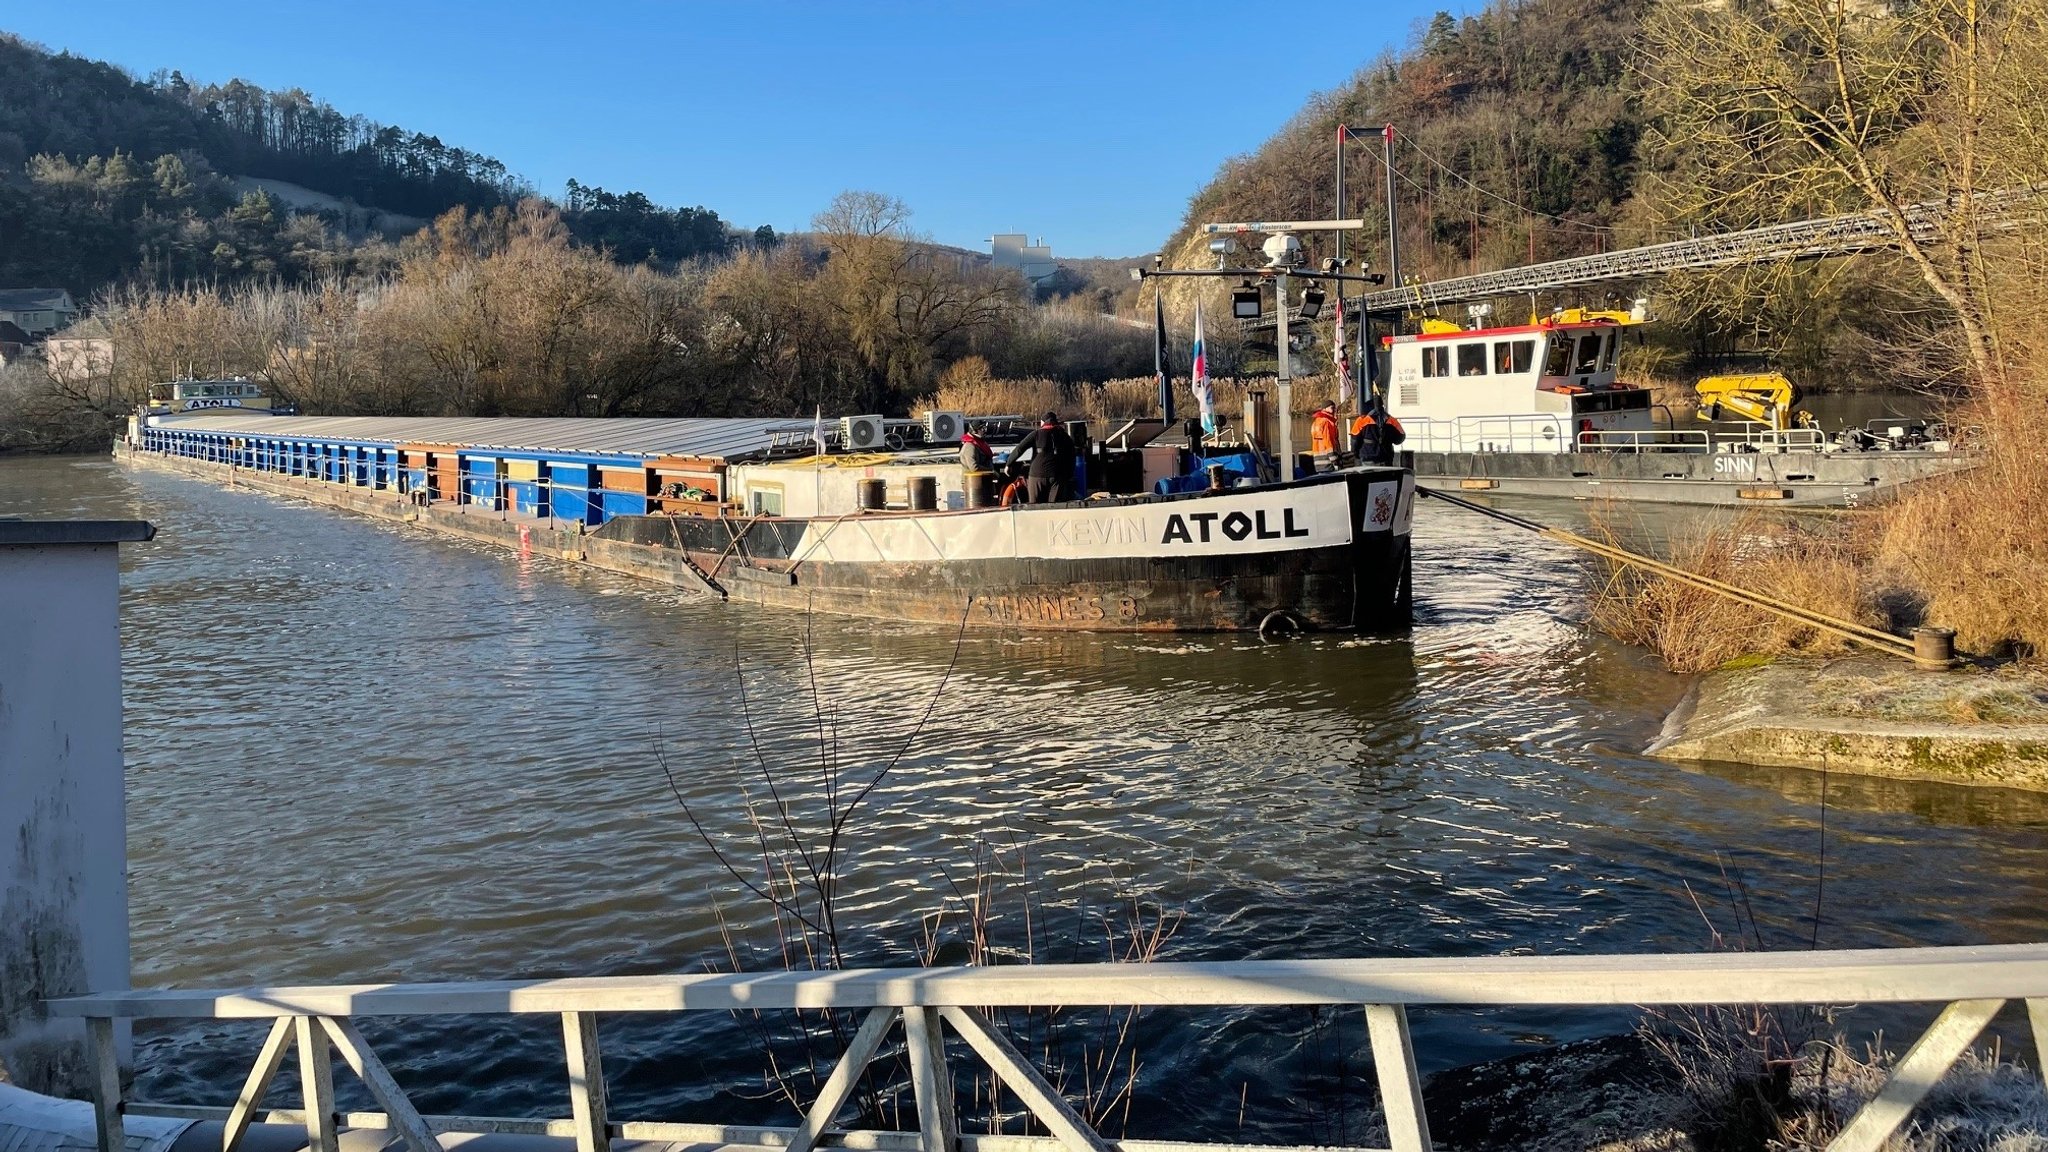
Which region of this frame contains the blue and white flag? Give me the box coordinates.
[1191,297,1216,435]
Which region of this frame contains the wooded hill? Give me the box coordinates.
[1158,0,1941,386]
[0,33,753,294]
[1167,0,1641,284]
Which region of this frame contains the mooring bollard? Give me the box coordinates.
[856,478,887,511]
[1207,463,1228,491]
[907,476,938,512]
[1913,625,1957,668]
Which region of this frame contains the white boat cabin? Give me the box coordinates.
[145,377,278,415]
[1383,314,1654,454]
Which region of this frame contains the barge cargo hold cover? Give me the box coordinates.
[126,412,1416,634]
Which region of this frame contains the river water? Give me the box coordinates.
[6,454,2047,1140]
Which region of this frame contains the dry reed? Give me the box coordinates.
[1871,389,2048,660]
[1585,512,1879,673]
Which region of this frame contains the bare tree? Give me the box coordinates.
[1634,0,2048,386]
[813,190,1025,406]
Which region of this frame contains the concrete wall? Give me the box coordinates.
[0,527,145,1091]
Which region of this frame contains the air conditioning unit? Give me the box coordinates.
[841,415,888,451]
[924,410,966,442]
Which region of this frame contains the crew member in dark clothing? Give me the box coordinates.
[1018,411,1077,504]
[1350,404,1407,465]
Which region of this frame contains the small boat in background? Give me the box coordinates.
[1382,307,1970,506]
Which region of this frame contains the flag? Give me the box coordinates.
[1333,307,1353,406]
[1362,313,1379,402]
[1154,289,1175,422]
[1191,296,1216,435]
[812,405,827,456]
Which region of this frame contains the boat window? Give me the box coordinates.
[1496,339,1535,373]
[1618,389,1650,410]
[1457,343,1488,376]
[1573,334,1601,374]
[1422,345,1450,378]
[1600,334,1621,372]
[750,487,783,516]
[1543,335,1572,376]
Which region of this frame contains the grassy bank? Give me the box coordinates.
[1587,391,2048,672]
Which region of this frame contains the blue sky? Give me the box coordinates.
[6,1,1466,256]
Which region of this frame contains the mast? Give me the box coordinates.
[1382,124,1402,292]
[1336,125,1349,413]
[1277,266,1293,479]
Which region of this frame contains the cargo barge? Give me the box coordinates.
[122,410,1415,633]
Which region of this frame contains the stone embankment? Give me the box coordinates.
[1650,658,2048,790]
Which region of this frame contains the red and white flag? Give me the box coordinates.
[1334,307,1354,405]
[1191,297,1216,434]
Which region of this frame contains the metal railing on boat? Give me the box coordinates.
[47,944,2048,1152]
[1400,416,1837,456]
[1400,414,1573,454]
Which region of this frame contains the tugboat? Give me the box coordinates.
[1382,306,1970,506]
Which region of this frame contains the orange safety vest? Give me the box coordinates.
[1350,413,1405,437]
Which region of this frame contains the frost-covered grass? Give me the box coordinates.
[1596,1020,2048,1152]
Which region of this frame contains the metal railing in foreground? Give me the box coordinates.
[48,944,2048,1152]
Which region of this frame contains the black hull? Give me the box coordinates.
[118,442,1415,634]
[598,469,1416,632]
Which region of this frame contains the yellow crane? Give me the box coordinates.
[1694,372,1813,431]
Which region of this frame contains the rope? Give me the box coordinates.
[1417,485,1918,660]
[767,453,899,469]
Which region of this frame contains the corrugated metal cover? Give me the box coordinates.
[154,414,812,462]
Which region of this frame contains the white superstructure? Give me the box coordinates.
[1384,311,1654,454]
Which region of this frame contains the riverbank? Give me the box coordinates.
[1649,659,2048,790]
[1422,1027,2048,1151]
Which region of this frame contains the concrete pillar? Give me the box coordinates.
[0,521,153,1093]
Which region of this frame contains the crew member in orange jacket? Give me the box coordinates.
[1309,401,1340,463]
